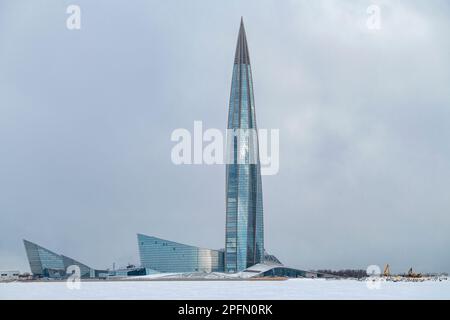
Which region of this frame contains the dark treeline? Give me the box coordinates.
[316,269,367,279]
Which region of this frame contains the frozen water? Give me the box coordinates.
[1,279,449,300]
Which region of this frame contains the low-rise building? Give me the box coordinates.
[23,239,106,279]
[0,270,20,282]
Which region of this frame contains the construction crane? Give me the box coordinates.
[383,264,390,277]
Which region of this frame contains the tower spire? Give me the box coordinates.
[234,17,250,65]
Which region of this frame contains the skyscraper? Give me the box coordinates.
[225,18,264,272]
[21,20,311,279]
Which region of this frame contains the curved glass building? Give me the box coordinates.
[225,18,264,272]
[138,234,224,273]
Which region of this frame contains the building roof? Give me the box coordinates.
[234,17,251,65]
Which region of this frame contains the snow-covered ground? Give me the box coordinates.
[1,279,449,300]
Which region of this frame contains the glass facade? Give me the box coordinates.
[62,255,95,278]
[23,240,65,278]
[138,234,224,273]
[263,251,283,265]
[225,19,264,272]
[23,239,98,278]
[260,267,308,278]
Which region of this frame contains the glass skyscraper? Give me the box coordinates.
[225,18,264,272]
[23,20,274,278]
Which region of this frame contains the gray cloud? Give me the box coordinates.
[1,0,449,274]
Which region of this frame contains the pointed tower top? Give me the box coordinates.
[234,17,250,65]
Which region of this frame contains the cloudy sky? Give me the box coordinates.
[1,0,449,274]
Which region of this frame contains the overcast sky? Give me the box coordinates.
[1,0,450,274]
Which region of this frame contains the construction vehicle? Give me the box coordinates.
[407,267,422,278]
[377,265,436,282]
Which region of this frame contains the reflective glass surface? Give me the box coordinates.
[138,234,224,273]
[225,21,264,272]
